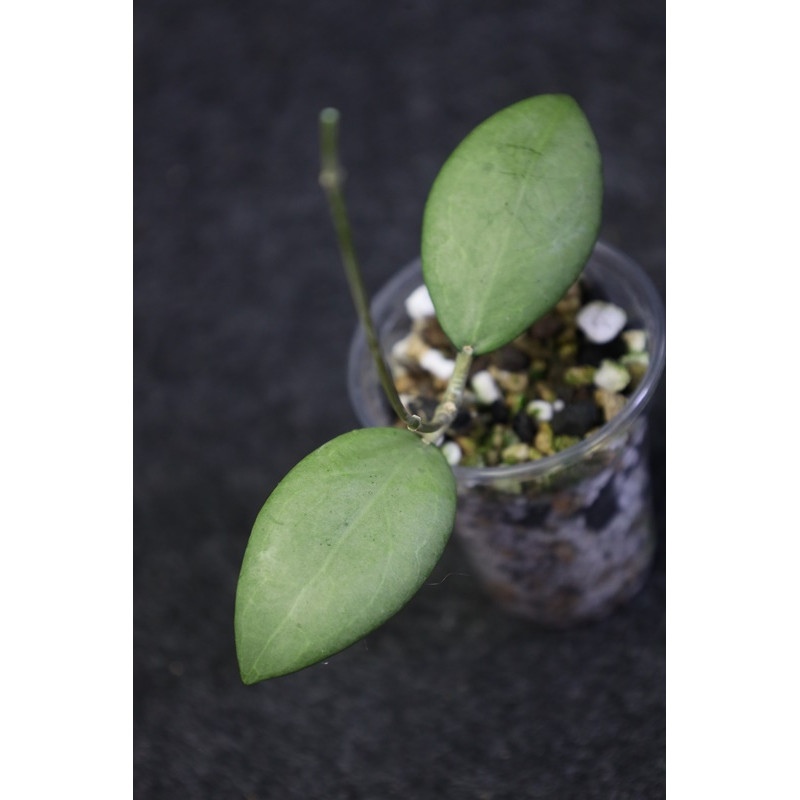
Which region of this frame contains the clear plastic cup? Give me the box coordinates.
[348,241,665,626]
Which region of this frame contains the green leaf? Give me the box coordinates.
[234,427,457,683]
[421,94,603,354]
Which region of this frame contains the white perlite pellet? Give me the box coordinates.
[420,348,455,380]
[576,300,627,344]
[594,359,631,393]
[404,284,436,319]
[391,333,413,362]
[526,399,554,421]
[441,440,462,466]
[470,370,502,404]
[391,331,427,364]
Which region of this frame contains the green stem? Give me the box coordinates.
[318,108,422,431]
[421,346,473,442]
[318,107,473,439]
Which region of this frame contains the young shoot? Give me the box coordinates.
[235,95,602,683]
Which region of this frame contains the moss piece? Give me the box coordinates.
[564,365,596,386]
[554,434,581,452]
[489,366,529,394]
[459,451,485,468]
[557,322,578,343]
[621,351,649,368]
[558,342,578,362]
[479,424,508,466]
[490,424,507,448]
[394,372,416,394]
[534,422,555,455]
[534,381,557,403]
[594,388,627,422]
[621,352,649,388]
[501,443,531,464]
[622,329,648,353]
[455,436,478,457]
[507,393,526,415]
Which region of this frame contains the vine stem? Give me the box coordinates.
[420,346,473,443]
[318,107,472,437]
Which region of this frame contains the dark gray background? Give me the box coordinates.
[134,1,665,797]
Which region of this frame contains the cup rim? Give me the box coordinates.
[348,240,665,483]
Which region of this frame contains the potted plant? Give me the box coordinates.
[234,95,665,684]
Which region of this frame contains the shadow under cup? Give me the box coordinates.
[348,241,666,626]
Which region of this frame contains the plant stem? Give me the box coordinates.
[318,107,473,440]
[318,108,422,431]
[421,346,473,442]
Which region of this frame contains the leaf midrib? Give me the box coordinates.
[463,102,568,348]
[245,443,425,679]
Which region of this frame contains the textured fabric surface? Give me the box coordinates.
[134,1,665,797]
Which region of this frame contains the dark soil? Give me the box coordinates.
[389,278,650,467]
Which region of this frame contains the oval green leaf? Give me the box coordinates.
[235,427,457,683]
[421,94,603,354]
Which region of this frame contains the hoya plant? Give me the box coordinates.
[235,94,602,683]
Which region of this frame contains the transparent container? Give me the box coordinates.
[348,241,666,626]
